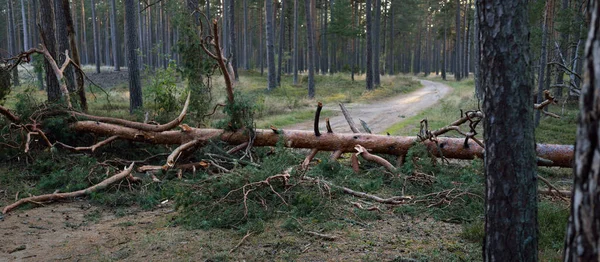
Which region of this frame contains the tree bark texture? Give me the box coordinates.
[124,0,142,113]
[91,0,100,73]
[455,0,462,81]
[266,0,277,90]
[8,0,20,86]
[293,0,299,85]
[61,0,88,112]
[54,0,76,93]
[305,0,316,98]
[563,0,600,260]
[477,0,538,261]
[373,0,381,85]
[366,0,373,90]
[39,0,61,102]
[110,0,120,71]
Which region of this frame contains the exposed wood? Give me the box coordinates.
[56,135,119,152]
[302,148,319,170]
[354,145,396,172]
[2,163,135,214]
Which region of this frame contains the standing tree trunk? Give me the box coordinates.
[535,1,550,127]
[305,0,316,98]
[61,0,88,111]
[20,0,28,50]
[91,0,100,73]
[365,0,373,90]
[442,22,447,80]
[39,0,61,102]
[228,0,238,80]
[373,0,381,86]
[266,0,277,90]
[110,0,120,71]
[54,0,76,93]
[351,0,357,81]
[80,0,89,65]
[293,0,299,85]
[387,0,394,75]
[124,0,142,113]
[8,0,20,86]
[477,0,538,260]
[32,0,44,90]
[474,1,482,100]
[455,0,462,81]
[563,0,600,260]
[244,0,249,70]
[277,0,285,86]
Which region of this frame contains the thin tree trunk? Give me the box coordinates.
[388,0,394,75]
[305,0,316,98]
[366,0,373,90]
[8,0,20,86]
[110,0,120,71]
[563,1,600,259]
[535,1,550,127]
[463,0,470,78]
[351,0,357,81]
[474,1,482,99]
[260,3,264,76]
[91,0,100,73]
[229,0,238,80]
[373,0,381,85]
[32,0,44,90]
[442,23,447,80]
[244,0,249,70]
[80,0,89,65]
[293,0,299,85]
[20,0,28,50]
[455,0,462,81]
[266,0,277,90]
[477,0,538,260]
[277,0,285,86]
[124,0,142,113]
[137,0,143,69]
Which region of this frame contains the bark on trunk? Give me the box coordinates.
[563,0,600,260]
[305,0,316,98]
[266,0,276,90]
[373,0,381,85]
[477,0,538,260]
[124,0,142,113]
[109,0,120,71]
[39,0,61,102]
[365,0,373,90]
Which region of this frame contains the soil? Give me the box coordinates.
[0,79,474,261]
[284,80,452,134]
[0,201,478,261]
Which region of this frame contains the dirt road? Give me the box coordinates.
[285,79,452,134]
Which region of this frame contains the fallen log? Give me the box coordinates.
[2,163,135,214]
[71,122,574,167]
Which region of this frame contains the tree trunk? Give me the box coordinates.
[91,0,100,73]
[124,0,142,113]
[110,0,120,71]
[266,0,277,90]
[535,1,550,127]
[244,0,249,70]
[477,0,538,260]
[8,0,20,86]
[305,0,316,98]
[474,2,482,100]
[388,0,394,75]
[442,23,447,80]
[563,0,600,260]
[463,0,470,78]
[260,3,264,77]
[61,0,88,112]
[54,0,76,93]
[20,0,28,50]
[31,0,44,90]
[229,0,238,80]
[277,0,285,86]
[366,0,373,90]
[293,0,299,85]
[455,0,462,81]
[373,0,381,86]
[351,0,357,81]
[39,0,61,102]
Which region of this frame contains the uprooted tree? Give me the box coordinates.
[0,12,574,215]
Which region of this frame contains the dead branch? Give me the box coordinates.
[71,92,191,132]
[302,148,319,170]
[200,19,234,104]
[326,118,333,133]
[0,105,20,123]
[539,189,571,197]
[302,175,411,204]
[56,135,119,152]
[314,102,323,136]
[165,139,202,168]
[227,141,249,154]
[360,119,372,134]
[229,231,253,253]
[330,150,343,160]
[2,163,135,214]
[537,175,569,200]
[354,145,396,172]
[305,231,338,241]
[339,103,361,133]
[351,154,360,173]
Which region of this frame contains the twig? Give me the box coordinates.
[326,118,333,133]
[227,141,249,154]
[305,231,337,241]
[56,135,119,152]
[537,175,569,200]
[302,175,411,204]
[229,231,253,253]
[3,163,135,214]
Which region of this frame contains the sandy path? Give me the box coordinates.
[285,79,452,134]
